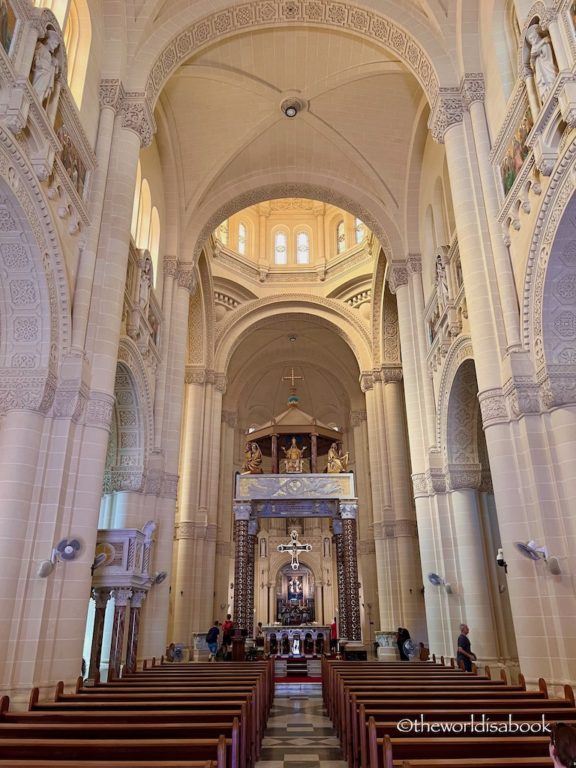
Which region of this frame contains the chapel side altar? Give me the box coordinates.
[261,624,330,656]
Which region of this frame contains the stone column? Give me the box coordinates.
[333,520,348,640]
[449,465,499,666]
[109,588,132,678]
[341,503,361,641]
[461,76,521,353]
[125,589,146,674]
[233,503,251,631]
[381,366,425,640]
[88,588,111,679]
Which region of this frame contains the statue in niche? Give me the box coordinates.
[282,437,306,473]
[31,30,60,106]
[526,24,558,103]
[139,256,152,310]
[435,254,449,309]
[241,442,263,474]
[327,442,349,473]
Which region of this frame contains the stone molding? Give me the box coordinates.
[478,387,509,428]
[145,1,440,108]
[428,88,464,144]
[176,520,218,540]
[407,253,422,274]
[381,365,403,383]
[349,409,367,427]
[359,372,373,392]
[163,255,178,278]
[130,589,147,609]
[85,391,115,430]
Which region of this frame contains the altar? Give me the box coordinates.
[261,624,330,656]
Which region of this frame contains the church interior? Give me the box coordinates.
[1,0,576,742]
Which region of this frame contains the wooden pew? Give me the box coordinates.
[372,730,550,768]
[27,690,257,766]
[0,734,229,767]
[0,719,240,768]
[356,700,576,768]
[0,763,216,768]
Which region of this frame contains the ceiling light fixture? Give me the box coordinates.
[280,96,306,119]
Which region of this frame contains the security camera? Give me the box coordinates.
[496,547,508,573]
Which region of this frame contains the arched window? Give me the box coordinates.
[354,217,365,244]
[131,162,142,240]
[336,220,346,254]
[136,179,151,250]
[238,222,247,255]
[64,0,91,108]
[33,0,68,26]
[219,220,229,245]
[149,207,160,284]
[274,231,288,264]
[296,231,310,264]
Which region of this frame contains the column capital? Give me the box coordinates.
[163,255,178,278]
[111,587,132,607]
[130,589,147,609]
[447,462,482,490]
[184,365,208,385]
[119,92,156,148]
[99,78,125,110]
[428,88,464,144]
[407,253,422,274]
[98,81,157,146]
[359,371,374,392]
[91,587,111,606]
[340,501,358,519]
[233,502,252,521]
[381,365,403,383]
[349,409,367,427]
[214,372,227,394]
[387,261,409,293]
[222,410,238,428]
[461,73,485,108]
[177,263,197,293]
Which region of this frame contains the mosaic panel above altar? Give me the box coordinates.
[235,472,356,500]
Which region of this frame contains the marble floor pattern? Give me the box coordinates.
[256,682,347,768]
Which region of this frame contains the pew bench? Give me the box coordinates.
[0,735,230,767]
[370,731,550,768]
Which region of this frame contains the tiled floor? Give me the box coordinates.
[256,682,348,768]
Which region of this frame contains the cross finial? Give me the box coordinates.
[282,367,303,388]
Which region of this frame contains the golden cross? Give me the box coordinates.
[282,368,303,387]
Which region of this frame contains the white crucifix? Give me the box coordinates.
[277,530,312,570]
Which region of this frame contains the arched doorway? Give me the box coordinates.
[276,562,315,625]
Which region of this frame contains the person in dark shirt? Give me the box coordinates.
[397,627,411,660]
[550,722,576,767]
[456,623,476,671]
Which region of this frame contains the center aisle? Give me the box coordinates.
[256,682,347,768]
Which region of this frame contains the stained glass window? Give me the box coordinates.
[337,220,345,254]
[238,222,247,255]
[296,232,310,264]
[275,231,288,264]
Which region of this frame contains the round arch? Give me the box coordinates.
[214,294,374,374]
[133,1,461,107]
[0,127,71,413]
[436,334,477,455]
[189,177,400,263]
[524,136,576,408]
